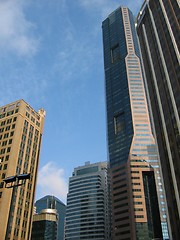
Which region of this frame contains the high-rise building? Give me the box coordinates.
[0,99,45,240]
[65,161,110,240]
[35,195,66,240]
[102,7,169,239]
[31,208,58,240]
[136,1,180,239]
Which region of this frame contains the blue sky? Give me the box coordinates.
[0,0,144,203]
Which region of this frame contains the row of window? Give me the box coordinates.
[0,108,19,119]
[0,116,17,126]
[0,147,11,154]
[0,124,16,133]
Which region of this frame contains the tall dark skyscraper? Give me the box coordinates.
[102,6,169,239]
[136,0,180,239]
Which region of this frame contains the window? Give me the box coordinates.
[7,110,14,116]
[1,121,6,126]
[114,112,125,134]
[135,215,144,218]
[111,44,120,63]
[0,128,4,133]
[0,114,5,119]
[24,120,28,127]
[132,189,141,192]
[131,177,140,179]
[4,133,9,138]
[2,173,6,179]
[5,126,10,131]
[7,119,12,124]
[134,208,143,211]
[2,141,7,146]
[26,112,30,118]
[133,195,142,198]
[0,149,5,154]
[31,117,35,123]
[4,164,7,170]
[134,201,142,205]
[7,147,11,153]
[10,131,14,137]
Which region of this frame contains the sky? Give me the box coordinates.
[0,0,144,203]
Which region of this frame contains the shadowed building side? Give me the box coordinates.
[136,0,180,238]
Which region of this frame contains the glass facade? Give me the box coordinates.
[31,209,58,240]
[35,195,66,240]
[65,162,110,240]
[102,6,168,240]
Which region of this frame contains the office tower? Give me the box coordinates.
[136,0,180,239]
[65,161,110,240]
[0,99,45,240]
[102,6,169,239]
[31,208,58,240]
[35,195,66,240]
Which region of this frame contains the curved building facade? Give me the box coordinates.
[65,161,110,240]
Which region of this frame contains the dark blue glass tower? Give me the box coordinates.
[102,6,168,239]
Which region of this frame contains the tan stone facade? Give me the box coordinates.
[0,99,45,240]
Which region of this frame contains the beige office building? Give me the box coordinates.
[0,99,45,240]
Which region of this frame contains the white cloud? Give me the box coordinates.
[0,0,39,56]
[36,162,68,203]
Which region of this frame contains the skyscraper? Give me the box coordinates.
[31,209,58,240]
[136,1,180,238]
[102,7,168,239]
[65,161,110,240]
[0,99,45,240]
[35,195,66,240]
